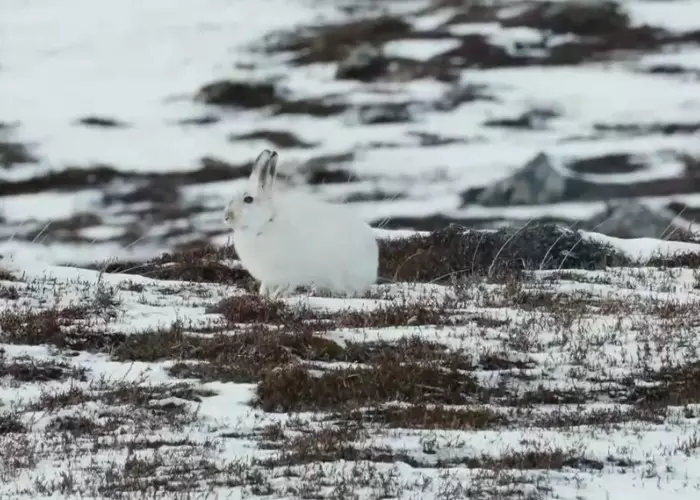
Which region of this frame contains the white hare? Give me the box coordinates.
[224,149,378,298]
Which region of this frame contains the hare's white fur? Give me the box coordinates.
[224,149,378,298]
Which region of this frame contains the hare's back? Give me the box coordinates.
[278,193,377,263]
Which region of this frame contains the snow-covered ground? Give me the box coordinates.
[4,1,700,497]
[2,231,700,498]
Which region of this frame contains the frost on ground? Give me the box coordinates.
[2,225,700,499]
[4,0,700,265]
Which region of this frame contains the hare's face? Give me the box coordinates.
[224,148,279,233]
[224,189,275,233]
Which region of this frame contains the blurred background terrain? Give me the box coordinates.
[3,0,700,266]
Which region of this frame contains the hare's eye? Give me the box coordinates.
[243,195,254,204]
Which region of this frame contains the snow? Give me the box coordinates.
[383,38,462,61]
[4,252,700,497]
[0,0,340,171]
[639,46,700,70]
[582,231,700,260]
[627,0,700,31]
[460,65,700,126]
[3,0,700,495]
[3,0,700,267]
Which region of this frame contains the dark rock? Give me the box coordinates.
[436,34,525,68]
[300,152,356,184]
[394,58,460,83]
[177,115,221,126]
[459,186,486,206]
[666,201,700,233]
[645,64,692,75]
[484,109,559,130]
[77,116,127,128]
[667,201,688,215]
[586,199,693,240]
[343,190,406,203]
[434,83,494,112]
[275,98,348,117]
[682,153,700,176]
[265,0,669,80]
[594,122,700,136]
[358,102,414,124]
[501,1,630,36]
[407,131,466,147]
[102,178,181,206]
[231,130,316,149]
[24,212,105,244]
[0,141,36,168]
[196,157,253,181]
[441,3,501,26]
[306,168,354,185]
[196,80,278,108]
[336,43,389,82]
[467,152,691,207]
[0,157,255,198]
[270,16,413,65]
[473,153,579,206]
[568,154,644,174]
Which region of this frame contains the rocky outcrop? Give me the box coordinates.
[336,44,389,82]
[195,81,278,108]
[468,152,700,207]
[472,153,583,206]
[231,130,317,149]
[0,141,36,169]
[358,102,415,125]
[586,200,695,240]
[0,123,37,169]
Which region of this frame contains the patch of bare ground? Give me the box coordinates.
[0,430,36,486]
[631,359,700,408]
[379,224,629,283]
[4,221,700,497]
[348,405,508,430]
[0,306,125,351]
[0,353,88,383]
[0,284,20,300]
[0,410,27,435]
[28,378,215,435]
[257,0,678,96]
[210,289,479,328]
[0,374,236,496]
[0,268,18,282]
[260,420,603,477]
[95,243,258,289]
[9,429,274,498]
[115,309,478,384]
[645,251,700,269]
[344,403,664,430]
[254,358,582,413]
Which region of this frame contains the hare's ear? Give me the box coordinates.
[251,149,278,193]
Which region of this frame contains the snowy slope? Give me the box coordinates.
[2,229,700,499]
[3,0,700,265]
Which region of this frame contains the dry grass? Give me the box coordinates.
[2,222,700,498]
